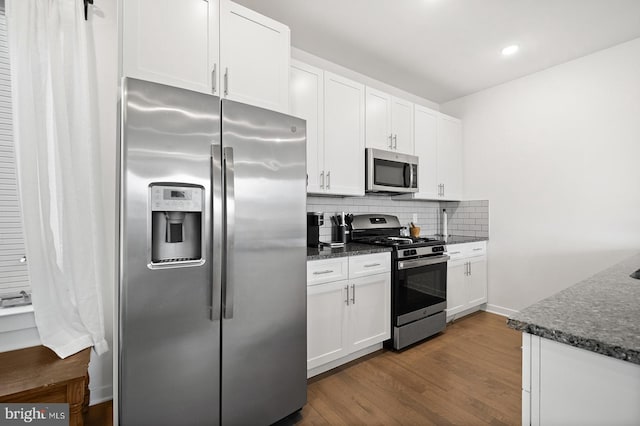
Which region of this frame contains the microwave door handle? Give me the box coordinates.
[409,164,415,189]
[403,163,411,188]
[223,147,235,319]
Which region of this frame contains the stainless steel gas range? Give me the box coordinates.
[351,214,449,350]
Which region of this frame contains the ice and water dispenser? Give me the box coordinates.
[150,184,203,264]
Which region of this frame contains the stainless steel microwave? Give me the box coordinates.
[366,148,419,193]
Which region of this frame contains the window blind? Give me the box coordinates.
[0,0,31,298]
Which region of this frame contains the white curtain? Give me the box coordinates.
[6,0,108,358]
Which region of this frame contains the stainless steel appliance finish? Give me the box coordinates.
[366,148,419,193]
[219,98,307,425]
[393,311,446,350]
[350,214,448,350]
[119,78,307,425]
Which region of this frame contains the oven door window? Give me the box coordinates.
[395,261,447,324]
[374,159,409,188]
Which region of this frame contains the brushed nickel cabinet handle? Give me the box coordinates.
[326,171,331,190]
[345,285,350,305]
[364,263,381,268]
[224,67,229,96]
[351,284,356,304]
[313,270,334,275]
[211,64,217,94]
[320,171,324,189]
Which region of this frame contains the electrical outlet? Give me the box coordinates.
[412,213,418,223]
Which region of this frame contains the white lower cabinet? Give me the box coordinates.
[307,280,350,369]
[522,333,640,425]
[446,241,488,320]
[307,253,390,376]
[349,274,391,352]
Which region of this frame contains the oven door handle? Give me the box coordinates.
[398,255,450,270]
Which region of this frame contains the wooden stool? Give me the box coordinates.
[0,346,91,426]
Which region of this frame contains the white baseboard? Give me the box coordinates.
[484,304,519,318]
[89,384,113,406]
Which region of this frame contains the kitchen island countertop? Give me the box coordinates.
[307,243,392,261]
[507,251,640,365]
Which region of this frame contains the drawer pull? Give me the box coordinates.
[313,269,334,275]
[472,248,483,251]
[364,263,381,268]
[449,251,461,255]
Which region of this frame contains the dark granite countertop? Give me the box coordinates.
[508,252,640,365]
[307,243,392,261]
[437,235,489,245]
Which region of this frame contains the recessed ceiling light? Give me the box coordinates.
[502,45,519,56]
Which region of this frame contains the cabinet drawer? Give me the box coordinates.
[307,257,349,286]
[447,241,487,259]
[348,252,390,278]
[465,241,487,257]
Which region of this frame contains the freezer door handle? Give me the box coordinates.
[211,144,223,321]
[223,146,235,319]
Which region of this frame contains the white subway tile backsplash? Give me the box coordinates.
[307,196,489,242]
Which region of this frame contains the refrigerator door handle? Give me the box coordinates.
[210,143,223,321]
[223,146,236,319]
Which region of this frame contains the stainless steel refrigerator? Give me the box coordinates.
[118,78,307,425]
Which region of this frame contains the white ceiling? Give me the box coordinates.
[233,0,640,103]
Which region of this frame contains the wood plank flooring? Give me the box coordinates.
[87,311,521,425]
[294,311,521,425]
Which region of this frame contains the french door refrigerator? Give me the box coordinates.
[118,78,307,425]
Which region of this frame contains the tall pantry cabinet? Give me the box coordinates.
[122,0,290,113]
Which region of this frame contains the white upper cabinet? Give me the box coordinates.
[365,88,413,154]
[122,0,218,94]
[220,1,290,113]
[122,0,289,112]
[322,72,365,196]
[365,88,392,150]
[437,113,463,200]
[412,104,439,199]
[397,109,463,201]
[290,60,324,193]
[289,65,365,196]
[390,97,414,154]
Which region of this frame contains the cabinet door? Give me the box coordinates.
[323,72,365,196]
[467,256,488,307]
[437,114,463,200]
[413,105,439,199]
[446,259,467,319]
[307,281,350,370]
[365,87,392,151]
[220,1,290,112]
[348,273,391,352]
[290,61,324,193]
[391,97,414,154]
[122,0,218,94]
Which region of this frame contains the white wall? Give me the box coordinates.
[442,38,640,313]
[87,0,118,404]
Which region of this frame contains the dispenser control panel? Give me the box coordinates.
[151,185,203,212]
